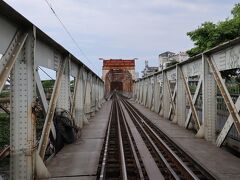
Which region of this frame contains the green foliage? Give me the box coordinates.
[42,80,55,89]
[0,91,10,98]
[187,3,240,57]
[0,113,9,148]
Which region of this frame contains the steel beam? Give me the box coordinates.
[57,57,70,111]
[176,66,186,127]
[72,67,85,128]
[84,71,91,121]
[10,28,36,180]
[0,31,28,92]
[38,57,67,159]
[163,72,171,119]
[206,56,240,134]
[216,96,240,146]
[185,75,202,128]
[167,79,176,121]
[203,55,217,142]
[153,78,160,113]
[179,67,201,130]
[35,70,56,140]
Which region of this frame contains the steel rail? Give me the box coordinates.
[120,97,201,180]
[99,101,114,180]
[116,99,128,180]
[116,96,145,180]
[120,97,179,179]
[121,96,215,180]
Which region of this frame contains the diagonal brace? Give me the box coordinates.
[216,95,240,147]
[185,75,202,128]
[38,58,67,159]
[0,31,28,92]
[179,67,201,130]
[206,56,240,135]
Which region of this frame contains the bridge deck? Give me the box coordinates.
[131,100,240,180]
[46,99,240,179]
[46,101,111,180]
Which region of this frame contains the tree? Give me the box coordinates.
[187,3,240,57]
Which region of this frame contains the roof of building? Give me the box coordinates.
[158,51,175,57]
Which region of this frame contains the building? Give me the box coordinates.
[159,51,189,70]
[141,60,158,78]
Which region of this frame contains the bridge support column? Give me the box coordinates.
[72,67,85,128]
[176,66,186,127]
[10,28,37,180]
[154,80,160,113]
[163,72,171,119]
[142,79,147,106]
[96,79,100,111]
[138,81,142,103]
[91,76,97,116]
[57,57,70,111]
[152,76,159,113]
[147,79,153,108]
[84,72,92,121]
[135,82,139,102]
[203,54,217,142]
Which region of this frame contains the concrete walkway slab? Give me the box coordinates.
[47,101,111,179]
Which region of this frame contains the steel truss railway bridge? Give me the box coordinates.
[0,1,240,180]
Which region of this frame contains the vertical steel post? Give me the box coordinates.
[136,82,140,102]
[84,72,91,121]
[138,81,143,103]
[147,79,153,108]
[72,67,84,128]
[163,71,171,119]
[176,65,186,127]
[91,76,96,116]
[10,28,36,180]
[203,54,217,142]
[57,57,70,111]
[154,77,160,113]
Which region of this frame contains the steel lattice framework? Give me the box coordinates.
[133,37,240,149]
[0,1,104,179]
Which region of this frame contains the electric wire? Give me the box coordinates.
[38,66,54,80]
[43,0,100,75]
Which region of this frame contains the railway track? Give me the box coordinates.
[97,94,147,179]
[97,93,216,180]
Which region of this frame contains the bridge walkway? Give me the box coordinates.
[46,101,112,180]
[130,100,240,180]
[44,99,240,180]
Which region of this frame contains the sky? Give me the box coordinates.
[3,0,239,77]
